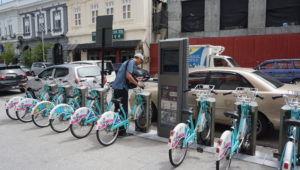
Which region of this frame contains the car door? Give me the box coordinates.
[206,71,254,124]
[272,61,293,83]
[33,67,55,89]
[54,67,70,83]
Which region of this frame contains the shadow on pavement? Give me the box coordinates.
[0,90,23,97]
[0,119,22,126]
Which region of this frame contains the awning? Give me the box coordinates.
[66,44,78,51]
[76,40,141,50]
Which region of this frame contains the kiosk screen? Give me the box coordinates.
[161,49,179,73]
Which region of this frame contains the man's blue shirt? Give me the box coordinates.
[112,59,136,90]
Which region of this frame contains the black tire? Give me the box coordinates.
[6,109,18,120]
[32,113,50,128]
[96,127,119,146]
[16,108,33,123]
[169,138,188,167]
[49,114,70,133]
[70,121,94,139]
[257,113,268,139]
[217,147,231,170]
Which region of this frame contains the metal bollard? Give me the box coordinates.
[277,106,292,160]
[135,91,152,133]
[78,86,88,107]
[94,88,109,114]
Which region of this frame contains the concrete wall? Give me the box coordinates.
[168,0,300,38]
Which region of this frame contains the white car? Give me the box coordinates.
[71,60,116,83]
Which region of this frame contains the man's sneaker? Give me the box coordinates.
[118,132,134,138]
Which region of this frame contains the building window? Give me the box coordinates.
[38,13,45,32]
[106,2,114,15]
[91,4,99,23]
[53,11,62,31]
[74,8,81,26]
[181,0,205,32]
[220,0,248,30]
[122,0,131,19]
[23,17,30,35]
[266,0,300,27]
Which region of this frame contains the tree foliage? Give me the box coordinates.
[0,43,15,65]
[21,43,52,67]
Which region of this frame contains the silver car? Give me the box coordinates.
[31,62,54,76]
[27,64,102,91]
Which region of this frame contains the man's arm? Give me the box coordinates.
[126,72,138,85]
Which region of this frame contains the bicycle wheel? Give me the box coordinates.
[169,138,188,167]
[216,147,231,170]
[50,113,71,133]
[6,108,18,120]
[96,125,119,146]
[50,105,73,133]
[70,119,94,139]
[16,108,32,123]
[199,113,211,145]
[135,104,151,131]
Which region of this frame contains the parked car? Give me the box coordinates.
[0,64,28,92]
[255,59,300,84]
[131,67,300,138]
[26,64,103,92]
[31,62,54,76]
[71,60,115,82]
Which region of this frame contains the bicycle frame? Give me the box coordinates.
[110,103,129,131]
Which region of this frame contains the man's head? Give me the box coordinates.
[133,53,144,65]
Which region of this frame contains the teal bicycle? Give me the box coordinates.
[95,86,147,146]
[273,91,300,170]
[168,84,217,167]
[69,80,113,139]
[31,79,67,128]
[216,87,263,170]
[49,80,86,133]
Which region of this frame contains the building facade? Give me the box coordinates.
[66,0,154,69]
[0,0,69,64]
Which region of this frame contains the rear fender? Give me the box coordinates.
[95,111,115,130]
[49,104,74,119]
[6,96,25,109]
[15,98,38,111]
[31,101,55,115]
[216,130,232,160]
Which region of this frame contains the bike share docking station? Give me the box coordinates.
[234,100,258,156]
[156,38,215,147]
[134,90,152,133]
[277,103,300,160]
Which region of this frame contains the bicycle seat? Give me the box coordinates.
[67,94,77,98]
[49,91,59,96]
[182,109,193,115]
[32,88,41,92]
[224,111,239,119]
[87,96,97,100]
[284,118,300,127]
[112,97,123,104]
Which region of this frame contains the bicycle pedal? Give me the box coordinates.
[197,147,203,153]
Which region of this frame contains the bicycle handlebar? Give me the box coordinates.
[223,92,232,96]
[272,95,283,100]
[256,94,264,100]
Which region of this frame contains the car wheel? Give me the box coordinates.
[293,79,300,85]
[257,113,269,139]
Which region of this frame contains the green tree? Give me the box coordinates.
[0,43,15,65]
[21,49,33,67]
[31,43,52,62]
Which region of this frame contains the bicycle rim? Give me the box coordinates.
[70,120,94,139]
[169,138,188,167]
[50,113,70,133]
[16,108,32,123]
[6,108,18,120]
[32,111,50,128]
[96,126,119,146]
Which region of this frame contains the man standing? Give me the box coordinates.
[112,53,145,136]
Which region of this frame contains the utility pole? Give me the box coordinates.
[39,11,45,62]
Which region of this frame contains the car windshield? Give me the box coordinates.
[77,66,101,77]
[253,71,284,88]
[227,58,239,67]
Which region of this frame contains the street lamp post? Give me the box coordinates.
[39,12,45,62]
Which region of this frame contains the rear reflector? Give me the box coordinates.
[283,162,289,169]
[216,148,220,153]
[168,138,171,143]
[217,139,222,145]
